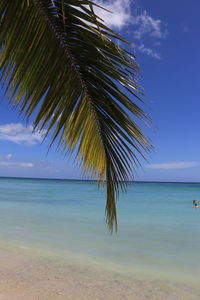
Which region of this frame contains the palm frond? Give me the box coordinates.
[0,0,152,232]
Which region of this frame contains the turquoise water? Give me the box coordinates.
[0,177,200,288]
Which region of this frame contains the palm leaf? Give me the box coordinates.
[0,0,151,232]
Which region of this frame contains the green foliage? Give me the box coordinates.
[0,0,151,231]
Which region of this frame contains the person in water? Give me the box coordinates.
[193,200,199,208]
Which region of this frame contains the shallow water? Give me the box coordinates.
[0,177,199,292]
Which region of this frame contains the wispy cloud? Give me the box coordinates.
[0,153,34,168]
[0,152,34,169]
[94,0,168,59]
[132,10,168,40]
[0,161,34,168]
[94,0,168,39]
[147,162,200,170]
[0,154,13,160]
[0,123,46,145]
[5,154,13,160]
[137,44,161,59]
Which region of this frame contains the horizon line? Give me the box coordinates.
[0,175,199,184]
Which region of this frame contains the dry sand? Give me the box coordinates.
[0,245,199,300]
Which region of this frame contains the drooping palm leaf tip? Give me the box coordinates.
[0,0,151,232]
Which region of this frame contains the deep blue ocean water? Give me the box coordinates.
[0,177,200,288]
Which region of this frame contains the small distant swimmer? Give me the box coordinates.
[193,200,199,208]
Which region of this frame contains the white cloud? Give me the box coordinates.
[94,1,167,40]
[132,10,168,40]
[93,1,168,60]
[147,162,200,170]
[137,44,161,59]
[0,123,46,145]
[0,161,34,168]
[94,0,132,30]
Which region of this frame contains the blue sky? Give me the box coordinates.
[0,0,200,182]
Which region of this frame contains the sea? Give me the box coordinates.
[0,177,200,297]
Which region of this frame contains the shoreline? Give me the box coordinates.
[0,244,199,300]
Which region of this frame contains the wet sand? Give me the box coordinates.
[0,245,199,300]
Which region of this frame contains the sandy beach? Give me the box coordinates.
[0,245,199,300]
